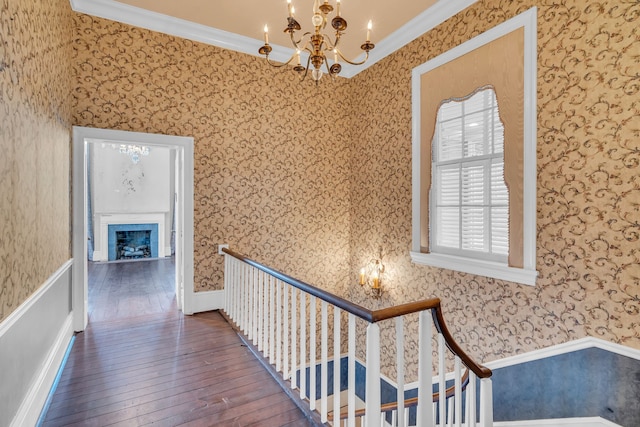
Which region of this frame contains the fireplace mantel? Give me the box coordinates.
[94,213,166,261]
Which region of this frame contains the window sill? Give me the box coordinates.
[410,251,538,286]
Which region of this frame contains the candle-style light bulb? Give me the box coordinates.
[366,20,372,42]
[296,49,301,65]
[336,0,341,16]
[264,24,269,44]
[334,49,338,64]
[359,268,365,285]
[371,270,380,289]
[291,6,295,17]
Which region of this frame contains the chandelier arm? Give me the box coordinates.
[264,54,297,68]
[298,54,312,82]
[289,31,304,50]
[335,48,371,66]
[321,32,340,51]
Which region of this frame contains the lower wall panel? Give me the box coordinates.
[0,260,74,427]
[296,339,639,426]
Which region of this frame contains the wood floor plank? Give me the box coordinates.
[41,258,313,427]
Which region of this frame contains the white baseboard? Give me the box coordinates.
[11,314,74,427]
[495,417,621,427]
[92,250,105,261]
[192,290,225,313]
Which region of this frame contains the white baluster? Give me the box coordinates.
[291,287,298,389]
[448,394,454,427]
[300,292,307,400]
[248,267,254,341]
[468,372,477,427]
[366,322,381,427]
[321,301,328,422]
[310,296,317,411]
[333,307,341,422]
[269,276,276,363]
[395,317,405,427]
[348,314,356,427]
[253,268,259,344]
[283,284,289,380]
[257,271,264,352]
[276,280,282,372]
[479,378,493,427]
[455,357,462,427]
[233,259,238,320]
[240,263,246,331]
[439,334,446,427]
[262,273,271,359]
[417,310,433,427]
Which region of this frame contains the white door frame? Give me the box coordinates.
[72,126,195,332]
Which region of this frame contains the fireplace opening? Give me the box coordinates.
[116,230,151,260]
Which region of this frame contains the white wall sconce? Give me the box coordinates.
[359,258,384,298]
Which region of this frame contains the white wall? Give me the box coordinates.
[90,143,174,259]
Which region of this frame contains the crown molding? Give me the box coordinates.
[70,0,480,78]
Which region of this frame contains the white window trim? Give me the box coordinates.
[411,7,538,286]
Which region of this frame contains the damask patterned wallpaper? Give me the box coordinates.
[346,0,639,377]
[72,14,354,295]
[0,0,73,322]
[71,0,637,380]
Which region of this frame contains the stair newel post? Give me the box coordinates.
[223,254,229,314]
[333,307,342,422]
[395,317,405,427]
[365,322,381,427]
[310,296,317,410]
[417,310,434,427]
[321,301,328,422]
[348,314,356,427]
[480,378,493,427]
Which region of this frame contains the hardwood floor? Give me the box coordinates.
[87,258,177,322]
[41,259,314,426]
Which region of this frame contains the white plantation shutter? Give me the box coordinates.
[430,87,509,263]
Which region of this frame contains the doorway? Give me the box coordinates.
[72,127,195,332]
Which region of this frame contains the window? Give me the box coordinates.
[410,8,538,285]
[430,87,509,263]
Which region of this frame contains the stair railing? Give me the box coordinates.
[221,247,492,427]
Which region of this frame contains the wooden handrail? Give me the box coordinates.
[222,247,491,379]
[330,369,471,421]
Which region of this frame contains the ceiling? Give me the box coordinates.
[70,0,479,77]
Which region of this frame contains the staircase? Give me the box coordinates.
[221,247,493,427]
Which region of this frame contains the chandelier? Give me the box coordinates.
[259,0,375,83]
